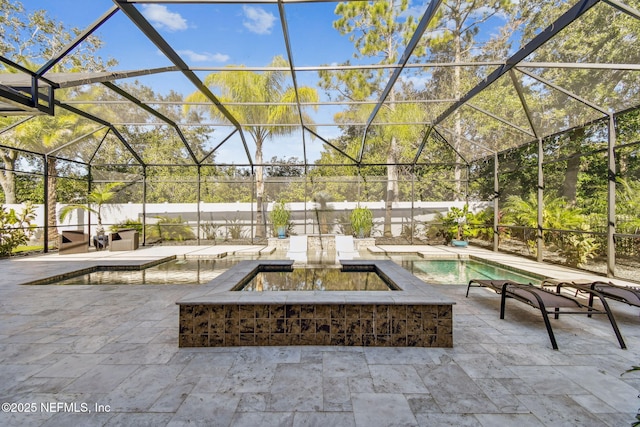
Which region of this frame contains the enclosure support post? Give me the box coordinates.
[197,165,201,246]
[142,166,147,246]
[493,153,499,252]
[537,137,544,263]
[607,114,616,277]
[87,165,92,237]
[304,176,308,235]
[410,165,415,245]
[251,166,255,244]
[43,154,49,253]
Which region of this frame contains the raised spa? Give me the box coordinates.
[177,260,455,348]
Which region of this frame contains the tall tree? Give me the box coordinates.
[185,55,318,238]
[322,0,421,236]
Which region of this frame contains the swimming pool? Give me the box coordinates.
[31,254,542,287]
[405,258,543,285]
[46,258,239,286]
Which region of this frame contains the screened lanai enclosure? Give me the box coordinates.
[1,0,640,281]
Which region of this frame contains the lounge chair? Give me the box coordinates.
[59,230,89,254]
[109,229,139,251]
[335,235,359,260]
[541,279,640,312]
[467,279,626,350]
[286,235,307,263]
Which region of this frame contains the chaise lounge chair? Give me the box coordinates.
[335,235,359,260]
[286,235,307,263]
[467,279,626,350]
[541,279,640,312]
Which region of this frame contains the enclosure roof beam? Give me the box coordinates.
[603,0,640,20]
[434,126,497,161]
[200,129,238,164]
[304,126,359,165]
[36,6,119,78]
[412,126,434,165]
[433,0,601,127]
[102,81,200,164]
[431,127,471,164]
[466,103,536,137]
[515,67,610,115]
[359,0,443,163]
[0,116,34,135]
[113,0,253,166]
[55,100,146,166]
[88,128,112,165]
[46,126,108,156]
[508,70,541,139]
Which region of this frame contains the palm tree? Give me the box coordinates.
[185,55,318,238]
[59,182,123,233]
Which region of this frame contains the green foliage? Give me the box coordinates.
[467,207,494,242]
[503,192,600,266]
[59,182,123,231]
[200,222,221,241]
[0,203,36,257]
[110,219,143,234]
[225,218,248,240]
[146,216,195,242]
[350,205,373,238]
[555,231,600,268]
[269,201,291,228]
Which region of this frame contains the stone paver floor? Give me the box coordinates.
[0,245,638,426]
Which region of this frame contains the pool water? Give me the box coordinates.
[405,259,542,285]
[238,268,395,291]
[50,258,237,285]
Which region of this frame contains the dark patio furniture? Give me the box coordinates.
[109,229,139,251]
[467,279,626,350]
[59,230,89,254]
[541,279,640,312]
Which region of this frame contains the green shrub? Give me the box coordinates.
[0,203,36,257]
[146,216,195,242]
[350,205,373,238]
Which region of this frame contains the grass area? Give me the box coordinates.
[12,245,44,254]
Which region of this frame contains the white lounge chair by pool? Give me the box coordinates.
[336,235,359,260]
[286,235,308,262]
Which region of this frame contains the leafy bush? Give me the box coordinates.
[225,218,248,240]
[110,219,143,234]
[350,205,373,238]
[269,201,291,237]
[146,216,195,242]
[0,203,36,257]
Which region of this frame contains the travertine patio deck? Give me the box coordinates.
[0,245,638,426]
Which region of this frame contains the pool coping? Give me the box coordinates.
[176,260,456,306]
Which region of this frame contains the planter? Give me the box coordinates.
[276,226,287,239]
[451,239,468,247]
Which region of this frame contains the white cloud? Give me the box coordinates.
[178,50,230,63]
[242,6,276,35]
[142,5,188,32]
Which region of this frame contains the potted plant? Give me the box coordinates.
[446,204,470,247]
[269,201,290,239]
[350,205,373,238]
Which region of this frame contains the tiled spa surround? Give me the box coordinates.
[177,260,455,347]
